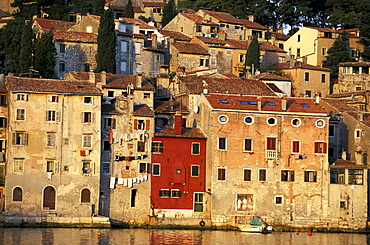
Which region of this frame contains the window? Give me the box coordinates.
[218,137,227,150]
[153,163,160,176]
[304,171,317,182]
[355,129,361,138]
[121,41,127,52]
[82,161,92,174]
[218,115,228,124]
[46,110,59,122]
[348,169,363,185]
[196,25,202,32]
[51,96,58,102]
[104,118,116,129]
[82,112,93,123]
[244,139,252,152]
[321,74,326,83]
[305,90,312,97]
[329,125,335,137]
[236,194,253,211]
[291,118,301,127]
[14,159,24,172]
[13,132,28,145]
[137,120,146,130]
[200,58,209,67]
[46,160,55,172]
[144,93,150,99]
[0,95,6,105]
[15,94,28,101]
[218,168,226,180]
[330,168,345,184]
[60,43,66,53]
[131,189,137,207]
[137,141,145,152]
[135,43,141,54]
[84,64,90,72]
[84,97,92,104]
[192,143,200,155]
[159,189,170,197]
[297,35,300,42]
[266,137,276,150]
[304,72,310,81]
[0,140,5,152]
[82,134,92,148]
[13,187,22,201]
[81,189,90,203]
[316,119,325,128]
[191,165,199,177]
[171,190,182,198]
[16,108,25,120]
[120,61,127,72]
[267,117,277,126]
[107,91,114,97]
[0,117,6,128]
[315,142,327,153]
[59,62,65,72]
[292,141,300,153]
[45,133,56,147]
[244,169,251,181]
[275,196,283,205]
[194,193,204,212]
[281,170,295,182]
[152,142,163,153]
[259,169,266,181]
[102,162,110,173]
[244,116,254,125]
[43,186,56,210]
[322,47,327,55]
[138,162,148,173]
[297,48,300,57]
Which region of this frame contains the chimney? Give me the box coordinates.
[248,15,254,22]
[203,82,208,94]
[219,31,226,41]
[277,28,283,34]
[281,96,286,111]
[136,73,143,88]
[315,92,321,104]
[271,34,276,46]
[269,26,273,32]
[290,55,295,68]
[89,71,95,84]
[257,96,262,111]
[359,112,364,121]
[342,151,347,160]
[101,71,107,86]
[174,111,182,135]
[152,34,157,49]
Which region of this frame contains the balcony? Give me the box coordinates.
[266,150,278,159]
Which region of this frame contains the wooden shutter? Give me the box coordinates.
[323,143,327,153]
[267,138,276,150]
[92,112,95,123]
[112,119,116,129]
[292,141,299,153]
[133,119,138,129]
[56,111,60,122]
[24,133,28,145]
[291,171,295,181]
[145,120,150,130]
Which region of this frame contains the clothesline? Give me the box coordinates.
[115,154,148,162]
[110,174,148,189]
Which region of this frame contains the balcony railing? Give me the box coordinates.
[266,150,278,159]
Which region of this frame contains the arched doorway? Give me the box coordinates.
[43,186,55,210]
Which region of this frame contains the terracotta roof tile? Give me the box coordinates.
[255,73,291,81]
[225,39,249,49]
[202,10,242,25]
[259,42,286,52]
[171,43,209,55]
[159,30,191,41]
[237,19,267,30]
[6,76,102,95]
[154,126,206,138]
[194,36,227,45]
[142,2,166,7]
[305,26,341,33]
[134,7,145,13]
[53,31,97,43]
[178,76,275,96]
[33,18,75,32]
[119,18,157,29]
[134,104,154,116]
[205,94,327,113]
[265,31,290,41]
[180,13,205,24]
[276,61,331,72]
[330,159,366,168]
[154,100,189,113]
[338,62,370,67]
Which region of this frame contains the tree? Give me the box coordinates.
[95,7,116,74]
[125,0,134,18]
[34,32,56,78]
[161,0,178,27]
[322,32,351,78]
[45,0,72,21]
[93,0,106,16]
[242,35,260,77]
[18,21,34,75]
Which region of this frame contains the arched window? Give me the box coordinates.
[13,187,22,201]
[43,186,56,210]
[81,188,90,203]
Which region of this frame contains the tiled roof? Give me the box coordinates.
[265,31,290,41]
[111,5,125,11]
[181,13,205,24]
[171,43,209,55]
[338,62,370,67]
[119,18,157,29]
[178,76,276,96]
[201,10,242,25]
[327,91,368,98]
[305,26,341,33]
[205,94,327,113]
[33,18,75,32]
[265,83,283,93]
[142,2,166,7]
[237,19,267,30]
[134,104,154,116]
[194,36,227,45]
[53,31,97,43]
[134,7,145,13]
[154,126,206,138]
[0,83,6,93]
[159,30,191,41]
[154,100,189,113]
[260,42,286,52]
[255,73,291,81]
[276,61,331,72]
[225,39,249,49]
[6,76,102,95]
[330,159,366,168]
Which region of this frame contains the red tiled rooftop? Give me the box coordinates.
[225,39,249,49]
[171,43,209,55]
[53,31,97,43]
[142,2,166,7]
[134,104,154,116]
[256,73,291,81]
[154,100,189,113]
[154,126,206,138]
[181,13,205,24]
[276,62,331,72]
[159,30,191,41]
[330,158,366,168]
[33,18,75,32]
[238,19,267,30]
[119,18,157,29]
[266,31,290,41]
[260,42,286,52]
[201,10,242,25]
[194,36,227,45]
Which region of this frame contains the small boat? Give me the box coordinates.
[238,216,273,233]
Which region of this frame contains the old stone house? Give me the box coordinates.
[4,75,102,217]
[334,61,370,93]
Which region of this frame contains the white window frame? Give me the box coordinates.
[244,138,253,152]
[16,108,26,121]
[82,134,92,148]
[275,195,283,205]
[191,142,200,155]
[14,159,24,172]
[83,97,93,104]
[152,163,161,176]
[46,110,59,122]
[47,133,56,147]
[218,137,227,150]
[191,165,200,177]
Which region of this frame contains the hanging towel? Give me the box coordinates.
[80,150,85,156]
[110,177,116,189]
[123,178,128,186]
[143,175,148,181]
[85,150,90,156]
[127,178,133,188]
[118,178,124,185]
[137,177,141,184]
[46,172,52,180]
[132,178,137,183]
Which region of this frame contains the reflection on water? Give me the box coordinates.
[0,227,368,245]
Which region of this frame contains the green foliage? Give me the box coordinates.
[322,32,351,78]
[222,0,247,19]
[243,35,260,77]
[125,0,134,18]
[93,0,105,16]
[45,0,72,21]
[18,21,34,75]
[161,0,178,27]
[34,32,56,78]
[11,0,39,20]
[96,7,116,74]
[71,0,93,14]
[138,15,153,23]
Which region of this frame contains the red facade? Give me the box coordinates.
[151,124,206,210]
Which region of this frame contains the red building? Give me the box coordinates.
[151,112,206,218]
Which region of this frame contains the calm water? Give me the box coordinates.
[0,228,368,245]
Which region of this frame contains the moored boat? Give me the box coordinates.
[238,216,273,233]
